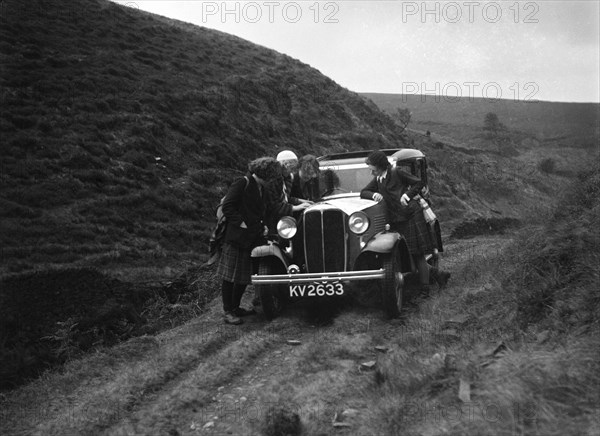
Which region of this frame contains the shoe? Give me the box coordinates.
[419,285,431,298]
[223,312,243,325]
[437,271,451,290]
[233,307,256,317]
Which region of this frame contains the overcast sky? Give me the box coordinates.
[114,1,600,103]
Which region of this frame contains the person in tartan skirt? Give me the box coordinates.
[217,157,282,325]
[360,150,436,294]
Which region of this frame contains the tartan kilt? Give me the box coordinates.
[216,242,254,284]
[393,211,436,256]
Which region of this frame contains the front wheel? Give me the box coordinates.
[257,259,285,321]
[381,250,404,318]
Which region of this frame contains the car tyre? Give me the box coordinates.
[258,258,285,321]
[381,250,404,318]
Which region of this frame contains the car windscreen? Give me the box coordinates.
[319,164,374,196]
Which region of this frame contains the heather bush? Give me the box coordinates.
[123,149,150,168]
[10,134,39,150]
[538,157,556,174]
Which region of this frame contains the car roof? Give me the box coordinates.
[394,149,426,161]
[318,148,425,166]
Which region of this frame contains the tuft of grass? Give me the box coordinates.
[450,217,521,239]
[450,336,600,436]
[294,333,368,374]
[538,157,556,174]
[262,405,302,436]
[0,263,221,390]
[505,167,600,331]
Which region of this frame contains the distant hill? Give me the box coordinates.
[362,92,600,146]
[0,0,407,278]
[363,92,599,238]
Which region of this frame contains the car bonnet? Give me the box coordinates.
[309,195,374,216]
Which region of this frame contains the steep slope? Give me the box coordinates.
[0,0,405,277]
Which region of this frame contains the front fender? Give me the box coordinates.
[356,233,413,273]
[363,231,400,254]
[251,242,289,268]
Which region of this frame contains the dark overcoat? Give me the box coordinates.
[360,167,424,223]
[290,175,320,202]
[222,174,265,249]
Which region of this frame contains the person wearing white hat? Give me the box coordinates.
[276,150,299,199]
[265,150,309,236]
[276,150,298,162]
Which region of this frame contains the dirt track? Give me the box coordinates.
[1,235,515,435]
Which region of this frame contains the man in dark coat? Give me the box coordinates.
[360,150,437,294]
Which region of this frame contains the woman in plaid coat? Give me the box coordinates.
[360,150,436,294]
[216,157,282,325]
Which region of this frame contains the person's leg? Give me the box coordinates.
[222,280,235,312]
[429,266,451,289]
[233,283,245,307]
[222,280,242,324]
[415,254,431,295]
[233,283,256,316]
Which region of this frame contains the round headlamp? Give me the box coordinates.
[348,211,369,235]
[277,216,297,239]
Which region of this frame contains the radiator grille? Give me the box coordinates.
[303,208,346,273]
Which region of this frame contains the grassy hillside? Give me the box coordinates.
[0,0,405,279]
[369,165,600,435]
[362,92,600,146]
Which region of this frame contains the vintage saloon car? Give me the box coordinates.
[251,148,434,320]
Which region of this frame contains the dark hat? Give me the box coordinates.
[365,151,390,171]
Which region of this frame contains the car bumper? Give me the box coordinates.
[251,269,385,285]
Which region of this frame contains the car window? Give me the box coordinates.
[395,161,421,178]
[319,156,427,197]
[319,165,373,195]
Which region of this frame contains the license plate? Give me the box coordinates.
[289,281,344,297]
